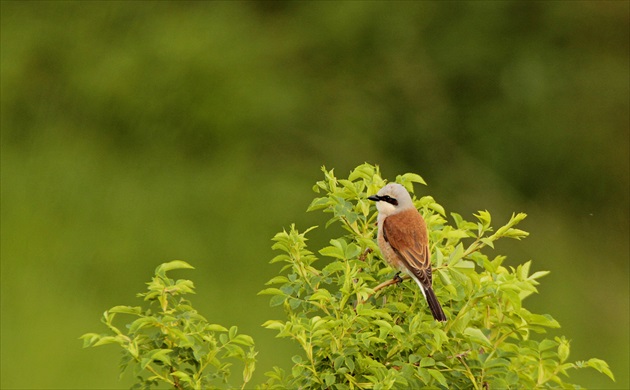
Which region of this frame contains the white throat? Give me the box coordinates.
[376,201,398,219]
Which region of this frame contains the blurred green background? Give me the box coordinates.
[1,1,628,389]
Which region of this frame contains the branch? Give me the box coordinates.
[359,274,410,304]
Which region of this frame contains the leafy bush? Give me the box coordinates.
[82,163,614,389]
[80,261,256,390]
[258,163,614,389]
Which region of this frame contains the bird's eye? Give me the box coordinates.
[383,195,398,206]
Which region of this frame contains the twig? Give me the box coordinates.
[358,248,373,262]
[359,274,410,304]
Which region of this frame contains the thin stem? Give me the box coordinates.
[458,355,481,390]
[359,274,410,304]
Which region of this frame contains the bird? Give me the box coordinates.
[368,183,447,321]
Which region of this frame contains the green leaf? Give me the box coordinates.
[288,298,301,310]
[445,228,471,240]
[223,342,245,358]
[504,228,529,239]
[448,243,465,266]
[557,337,570,363]
[586,358,615,381]
[307,197,331,212]
[322,261,345,275]
[511,212,528,224]
[319,245,345,260]
[529,270,550,280]
[258,288,285,296]
[128,317,156,333]
[145,349,173,367]
[464,327,492,348]
[428,368,448,387]
[229,325,238,340]
[243,349,257,384]
[79,333,101,348]
[396,173,426,192]
[528,313,560,328]
[451,212,478,231]
[372,320,392,331]
[401,173,427,185]
[323,373,336,386]
[309,289,332,303]
[345,356,355,371]
[207,324,229,332]
[170,370,192,384]
[270,254,290,264]
[265,275,290,285]
[345,243,361,259]
[420,357,435,368]
[453,260,475,269]
[269,294,286,307]
[538,339,558,352]
[474,210,492,231]
[91,335,122,347]
[173,279,195,294]
[484,357,510,369]
[349,163,376,182]
[168,328,194,348]
[108,306,143,315]
[261,320,284,331]
[480,237,495,248]
[155,260,194,275]
[518,260,532,280]
[232,334,255,347]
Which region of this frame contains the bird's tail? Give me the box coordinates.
[423,286,447,322]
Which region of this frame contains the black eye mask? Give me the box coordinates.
[368,195,398,206]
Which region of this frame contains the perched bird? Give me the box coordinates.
[368,183,447,321]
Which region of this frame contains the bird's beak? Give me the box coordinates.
[368,195,380,202]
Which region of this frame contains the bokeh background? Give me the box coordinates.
[1,1,628,389]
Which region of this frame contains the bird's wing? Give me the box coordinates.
[383,210,433,288]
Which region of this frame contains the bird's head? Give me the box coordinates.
[368,183,415,217]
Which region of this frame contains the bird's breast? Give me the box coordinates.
[377,221,405,271]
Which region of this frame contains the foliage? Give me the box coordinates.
[259,163,614,389]
[81,261,256,390]
[82,164,615,389]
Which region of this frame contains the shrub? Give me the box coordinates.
[80,261,256,390]
[259,163,614,389]
[82,163,614,389]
